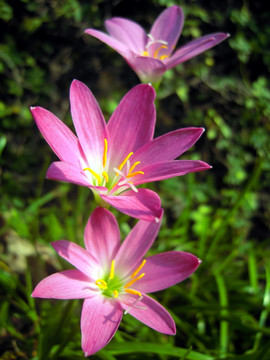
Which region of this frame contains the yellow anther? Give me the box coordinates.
[124,289,142,296]
[159,54,169,60]
[126,171,144,178]
[142,50,149,57]
[102,171,109,183]
[124,273,145,289]
[103,138,108,168]
[83,168,101,185]
[113,290,119,298]
[95,279,108,290]
[154,45,168,59]
[109,260,115,280]
[129,161,140,174]
[131,259,146,279]
[118,152,133,172]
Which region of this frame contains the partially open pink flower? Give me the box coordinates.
[31,80,210,222]
[85,5,229,83]
[32,207,201,357]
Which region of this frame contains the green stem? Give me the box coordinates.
[215,272,229,357]
[252,264,270,352]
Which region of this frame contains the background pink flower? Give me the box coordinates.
[85,5,229,83]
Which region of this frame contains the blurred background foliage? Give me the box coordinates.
[1,0,270,359]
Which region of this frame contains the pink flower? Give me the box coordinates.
[31,80,210,222]
[32,207,201,357]
[85,5,229,83]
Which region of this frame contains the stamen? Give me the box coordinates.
[126,171,144,178]
[113,290,118,298]
[109,260,115,280]
[131,259,146,279]
[103,139,108,168]
[118,152,133,172]
[102,171,109,183]
[129,161,140,174]
[124,273,145,289]
[95,279,108,290]
[154,45,168,59]
[142,50,149,56]
[83,167,101,185]
[159,54,169,60]
[124,289,142,297]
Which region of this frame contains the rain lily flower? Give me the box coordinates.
[85,5,229,84]
[32,207,201,357]
[30,80,210,222]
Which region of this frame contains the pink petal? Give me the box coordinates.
[81,296,123,356]
[120,293,175,335]
[165,33,230,69]
[126,52,166,83]
[70,80,107,168]
[133,160,211,185]
[107,84,156,170]
[84,28,129,56]
[105,17,147,53]
[30,106,82,166]
[132,128,205,166]
[100,188,163,223]
[46,161,91,187]
[32,269,96,299]
[51,240,99,278]
[150,6,184,57]
[115,212,162,276]
[132,251,201,293]
[84,208,121,268]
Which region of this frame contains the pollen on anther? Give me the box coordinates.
[124,273,145,289]
[109,260,115,280]
[131,259,146,279]
[103,138,108,168]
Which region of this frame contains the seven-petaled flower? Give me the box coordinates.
[32,207,201,357]
[85,5,229,84]
[31,80,210,222]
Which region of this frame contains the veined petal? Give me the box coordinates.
[32,269,96,299]
[51,240,99,278]
[70,80,107,170]
[115,211,162,276]
[132,251,201,293]
[133,160,211,185]
[150,6,184,57]
[107,84,156,169]
[81,296,123,357]
[30,106,82,166]
[105,17,147,53]
[165,33,230,69]
[84,28,129,56]
[132,128,205,166]
[46,161,91,187]
[120,293,175,335]
[84,208,121,268]
[100,188,163,223]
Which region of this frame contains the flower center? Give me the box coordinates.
[83,138,144,194]
[142,34,169,60]
[95,259,146,298]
